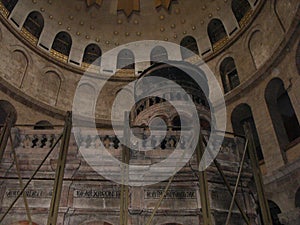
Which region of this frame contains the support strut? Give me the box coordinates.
[47,111,72,225]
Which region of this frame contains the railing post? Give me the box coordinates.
[47,111,72,225]
[244,122,273,225]
[196,134,213,225]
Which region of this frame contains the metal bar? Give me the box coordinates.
[0,114,13,163]
[120,112,130,225]
[0,134,62,223]
[196,134,213,225]
[9,132,33,225]
[225,139,248,225]
[145,175,175,225]
[213,145,250,224]
[244,122,273,225]
[47,111,72,225]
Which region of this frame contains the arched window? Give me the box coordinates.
[150,46,168,64]
[0,100,17,125]
[34,120,54,130]
[296,187,300,208]
[268,200,283,225]
[22,11,44,43]
[117,49,135,69]
[231,104,264,161]
[265,78,300,149]
[220,57,240,93]
[1,0,18,15]
[51,32,72,62]
[180,36,199,59]
[82,44,101,66]
[207,19,228,49]
[232,0,252,25]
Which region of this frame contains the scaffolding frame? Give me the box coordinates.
[0,113,273,225]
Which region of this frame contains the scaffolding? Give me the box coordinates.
[0,112,273,225]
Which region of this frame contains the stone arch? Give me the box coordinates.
[7,49,29,87]
[248,29,266,69]
[51,31,72,62]
[231,103,264,161]
[268,200,283,225]
[231,0,252,25]
[82,43,102,66]
[180,36,199,59]
[207,18,228,49]
[0,100,17,125]
[75,83,96,116]
[265,78,300,149]
[34,120,54,130]
[150,45,168,64]
[39,70,62,106]
[117,49,135,69]
[219,56,240,93]
[22,11,44,43]
[1,0,19,17]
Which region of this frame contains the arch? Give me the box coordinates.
[0,100,17,125]
[34,120,54,130]
[220,57,240,93]
[268,200,283,225]
[117,49,135,69]
[180,36,199,59]
[231,0,252,24]
[207,18,228,48]
[296,40,300,75]
[265,78,300,149]
[150,46,168,64]
[248,29,266,68]
[296,187,300,208]
[75,83,96,116]
[51,31,72,61]
[83,43,102,66]
[39,70,62,106]
[1,0,18,15]
[9,49,28,87]
[22,11,44,42]
[231,103,264,161]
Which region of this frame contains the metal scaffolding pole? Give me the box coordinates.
[9,132,33,225]
[47,111,72,225]
[120,112,130,225]
[212,142,251,225]
[196,134,213,225]
[244,123,273,225]
[225,138,248,225]
[0,114,13,163]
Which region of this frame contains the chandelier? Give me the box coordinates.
[85,0,174,16]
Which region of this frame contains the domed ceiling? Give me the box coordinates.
[0,0,262,69]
